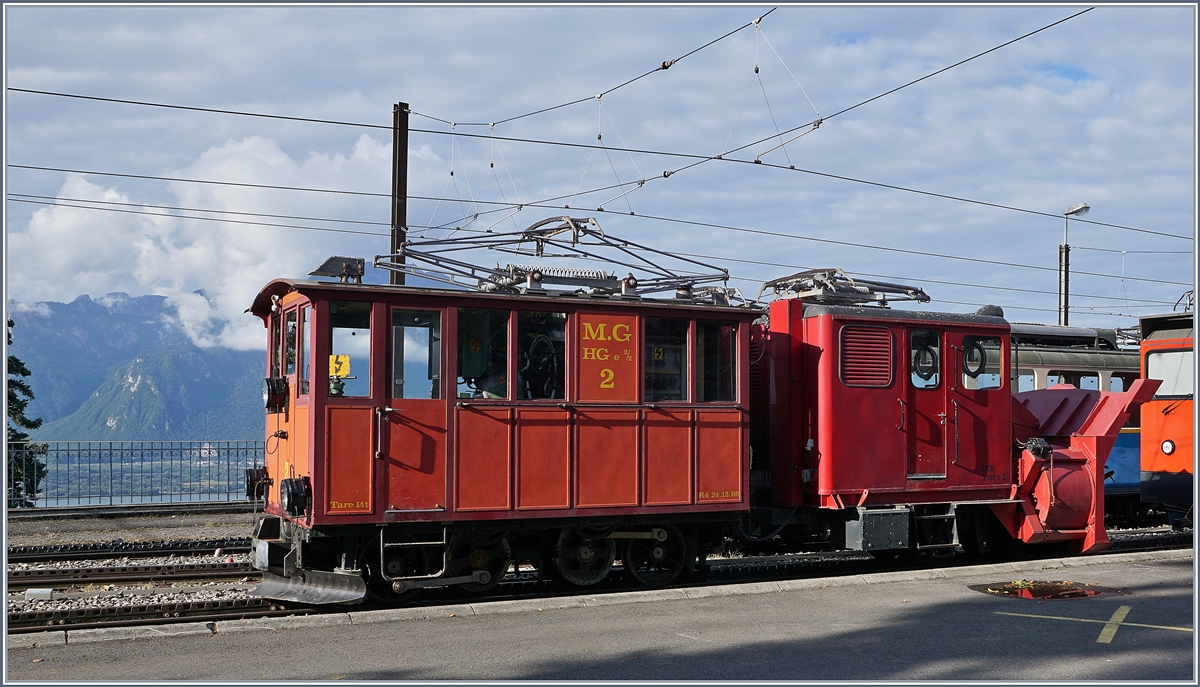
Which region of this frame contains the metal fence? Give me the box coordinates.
[6,441,264,509]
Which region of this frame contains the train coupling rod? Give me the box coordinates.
[610,529,668,541]
[393,569,490,593]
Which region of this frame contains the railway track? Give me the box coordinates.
[7,538,252,563]
[7,561,256,589]
[8,527,1189,634]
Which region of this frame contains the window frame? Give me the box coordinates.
[1145,348,1195,399]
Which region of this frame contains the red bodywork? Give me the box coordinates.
[250,280,755,529]
[763,299,1013,509]
[1004,380,1160,552]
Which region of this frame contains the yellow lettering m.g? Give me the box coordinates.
[582,322,609,341]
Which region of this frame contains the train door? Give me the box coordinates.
[324,300,377,516]
[945,331,1006,478]
[382,308,448,512]
[905,328,947,479]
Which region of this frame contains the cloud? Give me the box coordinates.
[8,134,414,349]
[3,6,1194,330]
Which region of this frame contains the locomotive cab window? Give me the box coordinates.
[299,306,311,396]
[269,312,282,378]
[458,308,508,399]
[698,321,737,402]
[1147,350,1194,398]
[391,310,442,399]
[961,336,1002,390]
[518,311,566,400]
[910,330,940,389]
[645,318,688,401]
[328,300,371,398]
[285,310,297,376]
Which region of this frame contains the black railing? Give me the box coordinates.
[6,441,264,509]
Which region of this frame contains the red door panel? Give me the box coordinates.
[384,400,447,511]
[644,409,693,505]
[696,409,743,503]
[325,406,374,514]
[455,407,512,511]
[575,409,639,508]
[517,408,571,509]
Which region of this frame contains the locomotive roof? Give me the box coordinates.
[801,303,1008,327]
[249,278,759,320]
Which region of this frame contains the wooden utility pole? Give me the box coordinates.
[390,102,410,285]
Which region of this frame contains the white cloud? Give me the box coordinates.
[3,6,1194,331]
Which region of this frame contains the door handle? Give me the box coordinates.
[375,407,395,460]
[898,399,906,431]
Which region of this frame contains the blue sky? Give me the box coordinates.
[4,5,1195,349]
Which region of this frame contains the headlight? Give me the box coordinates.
[279,477,310,516]
[1161,440,1176,455]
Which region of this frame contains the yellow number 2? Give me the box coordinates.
[599,368,615,388]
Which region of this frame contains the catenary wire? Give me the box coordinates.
[673,250,1177,306]
[9,188,1173,307]
[9,7,1185,246]
[8,172,1188,289]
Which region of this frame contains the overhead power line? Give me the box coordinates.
[11,98,1182,240]
[8,167,1189,288]
[421,8,776,127]
[9,189,1175,306]
[9,5,1186,245]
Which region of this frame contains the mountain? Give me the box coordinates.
[8,293,265,441]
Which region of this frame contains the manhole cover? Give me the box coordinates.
[969,580,1125,600]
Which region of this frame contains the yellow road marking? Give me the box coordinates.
[1097,605,1133,644]
[994,611,1193,634]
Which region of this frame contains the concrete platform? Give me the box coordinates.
[6,549,1193,681]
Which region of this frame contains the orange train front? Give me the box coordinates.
[245,221,1158,605]
[1139,312,1194,524]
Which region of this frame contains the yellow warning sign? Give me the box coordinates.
[329,354,351,377]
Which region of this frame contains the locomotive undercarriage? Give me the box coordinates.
[251,513,731,605]
[252,502,1029,605]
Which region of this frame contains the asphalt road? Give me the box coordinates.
[6,552,1193,681]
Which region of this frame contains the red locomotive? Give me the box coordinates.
[246,218,1156,604]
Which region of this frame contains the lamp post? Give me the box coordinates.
[1059,202,1090,326]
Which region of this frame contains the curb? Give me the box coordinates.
[13,548,1191,646]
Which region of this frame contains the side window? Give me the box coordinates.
[698,321,737,402]
[391,310,442,400]
[645,318,688,401]
[299,306,311,396]
[1111,372,1142,428]
[518,311,566,399]
[1049,370,1099,390]
[1015,371,1036,392]
[961,336,1002,390]
[910,330,940,389]
[269,313,282,378]
[329,301,371,398]
[285,310,298,376]
[458,308,508,399]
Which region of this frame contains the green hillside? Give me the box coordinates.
[35,344,265,441]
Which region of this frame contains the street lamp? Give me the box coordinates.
[1059,202,1090,326]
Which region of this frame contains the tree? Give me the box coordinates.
[7,317,47,507]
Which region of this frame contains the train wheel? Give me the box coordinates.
[554,528,615,586]
[447,534,512,592]
[624,525,687,587]
[367,544,429,604]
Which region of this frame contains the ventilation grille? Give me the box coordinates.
[841,326,893,387]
